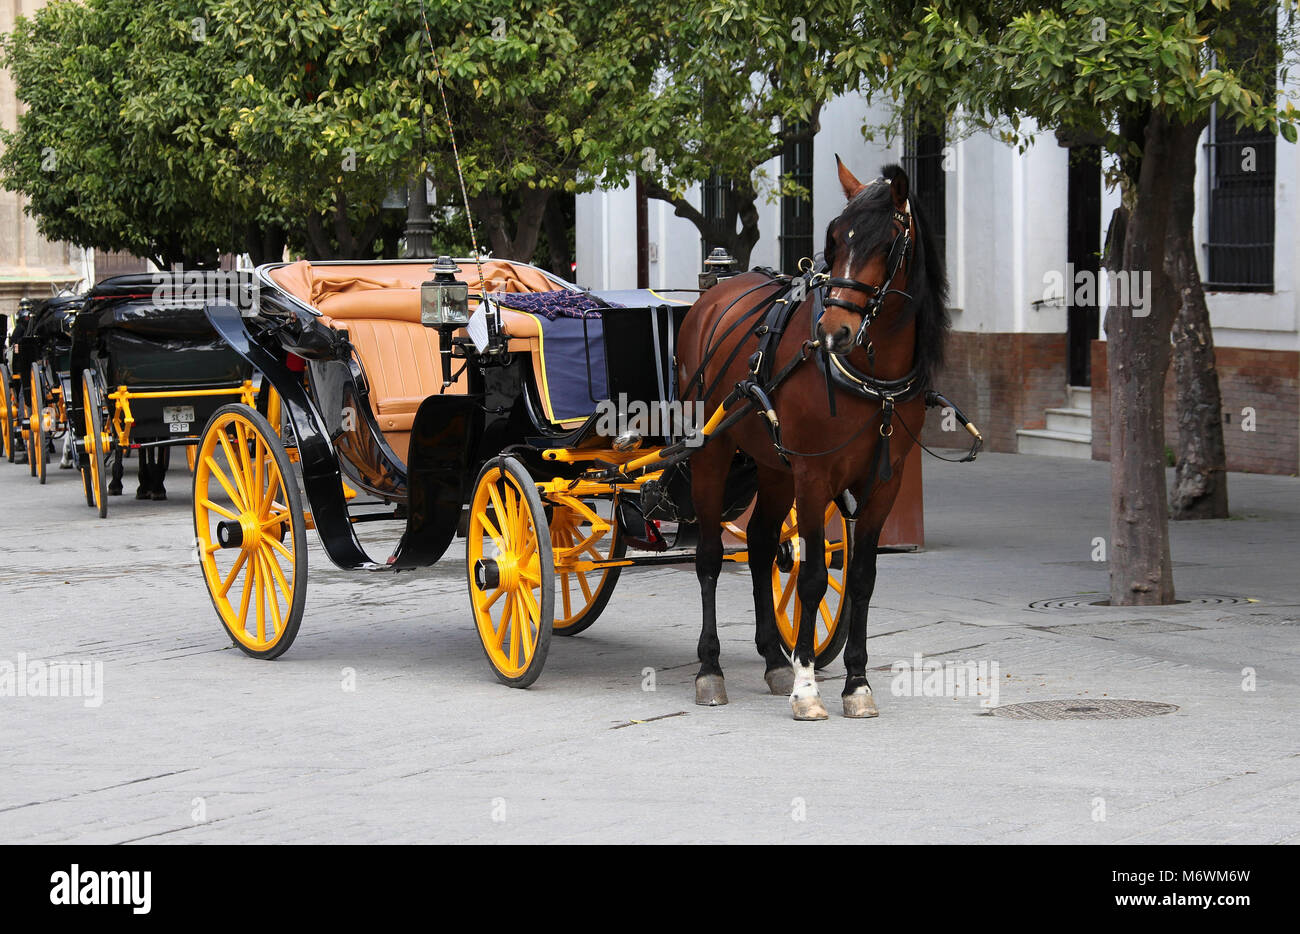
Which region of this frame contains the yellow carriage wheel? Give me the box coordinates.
[1,363,12,462]
[550,497,625,636]
[193,404,307,659]
[30,364,47,484]
[467,456,554,687]
[81,370,108,518]
[725,503,853,669]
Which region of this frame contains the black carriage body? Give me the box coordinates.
[68,274,253,449]
[205,261,710,575]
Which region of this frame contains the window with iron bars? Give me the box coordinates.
[780,122,814,274]
[901,116,946,264]
[1203,14,1276,292]
[1204,110,1275,292]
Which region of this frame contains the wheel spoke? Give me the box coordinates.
[216,432,250,509]
[200,498,239,521]
[253,554,266,642]
[218,549,249,597]
[266,534,294,562]
[559,573,573,617]
[205,456,246,512]
[508,593,522,666]
[776,568,797,615]
[263,544,294,605]
[494,595,514,649]
[237,558,255,631]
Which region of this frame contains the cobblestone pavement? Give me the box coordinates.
[1,449,1296,843]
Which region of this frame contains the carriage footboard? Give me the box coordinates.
[389,394,483,570]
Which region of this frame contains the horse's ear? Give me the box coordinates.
[836,155,865,200]
[882,164,910,211]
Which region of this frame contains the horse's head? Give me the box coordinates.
[817,158,917,357]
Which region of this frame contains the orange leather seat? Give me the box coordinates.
[267,260,561,463]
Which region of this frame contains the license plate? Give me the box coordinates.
[169,422,190,433]
[163,405,195,425]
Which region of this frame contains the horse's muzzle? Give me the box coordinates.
[817,323,853,355]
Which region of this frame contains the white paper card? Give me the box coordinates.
[467,302,490,353]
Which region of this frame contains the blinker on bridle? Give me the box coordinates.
[822,194,915,356]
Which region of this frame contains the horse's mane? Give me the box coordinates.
[823,163,950,389]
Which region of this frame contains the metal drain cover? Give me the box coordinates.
[987,699,1179,720]
[1029,594,1249,610]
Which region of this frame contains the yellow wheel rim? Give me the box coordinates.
[726,504,849,658]
[30,376,42,478]
[550,499,618,629]
[468,465,546,680]
[82,377,103,512]
[1,377,10,460]
[194,410,300,653]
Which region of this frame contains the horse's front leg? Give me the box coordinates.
[790,492,829,720]
[841,522,882,718]
[691,444,733,706]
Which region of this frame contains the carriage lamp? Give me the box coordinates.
[422,256,471,389]
[421,256,470,328]
[698,247,737,291]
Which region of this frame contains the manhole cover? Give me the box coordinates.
[987,699,1179,720]
[1034,619,1201,636]
[1029,594,1249,610]
[1216,612,1298,626]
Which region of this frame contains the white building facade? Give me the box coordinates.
[575,92,1300,476]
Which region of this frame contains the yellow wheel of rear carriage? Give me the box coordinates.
[467,456,554,687]
[28,364,43,482]
[725,503,852,669]
[550,496,624,636]
[82,370,108,518]
[1,363,12,462]
[30,363,47,484]
[193,404,306,659]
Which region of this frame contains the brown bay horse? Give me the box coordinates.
[676,159,949,720]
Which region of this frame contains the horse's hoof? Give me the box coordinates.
[695,674,728,706]
[764,666,795,695]
[151,490,167,501]
[842,691,879,719]
[791,695,829,721]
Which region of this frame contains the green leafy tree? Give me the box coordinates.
[1,0,248,267]
[840,0,1298,604]
[617,1,860,269]
[214,0,657,261]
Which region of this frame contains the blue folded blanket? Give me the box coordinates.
[490,289,616,320]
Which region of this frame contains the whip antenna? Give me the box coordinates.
[418,0,486,291]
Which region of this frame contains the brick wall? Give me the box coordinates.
[1090,340,1299,476]
[920,331,1068,452]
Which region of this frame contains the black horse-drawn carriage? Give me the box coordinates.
[2,293,83,478]
[70,273,257,515]
[191,257,852,684]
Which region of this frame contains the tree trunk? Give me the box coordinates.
[1167,164,1229,519]
[643,177,761,270]
[542,194,573,276]
[244,223,287,266]
[470,189,552,261]
[1106,112,1201,605]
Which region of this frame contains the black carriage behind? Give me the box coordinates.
[69,273,256,516]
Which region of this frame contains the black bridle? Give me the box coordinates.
[821,202,915,358]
